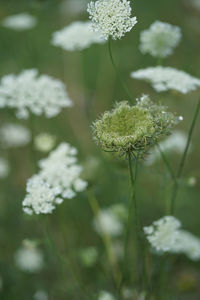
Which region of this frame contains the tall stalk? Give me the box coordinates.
[170,97,200,215]
[108,39,133,102]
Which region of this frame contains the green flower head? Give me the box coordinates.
[92,95,181,157]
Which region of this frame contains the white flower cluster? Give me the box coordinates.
[52,21,105,51]
[87,0,137,40]
[144,216,200,261]
[144,216,181,252]
[98,291,116,300]
[145,130,188,166]
[0,123,31,148]
[23,143,87,215]
[0,157,10,179]
[34,133,56,153]
[140,21,181,58]
[94,204,126,237]
[2,13,37,31]
[15,245,44,273]
[0,69,73,119]
[131,66,200,94]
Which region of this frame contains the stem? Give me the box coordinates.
[119,152,140,293]
[157,144,176,182]
[87,191,121,286]
[170,97,200,215]
[108,39,133,102]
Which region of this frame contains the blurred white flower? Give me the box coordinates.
[144,216,181,252]
[94,205,126,237]
[187,176,197,187]
[145,130,188,166]
[98,291,116,300]
[15,245,44,273]
[52,21,105,51]
[131,66,200,94]
[60,0,88,16]
[87,0,137,40]
[0,69,73,119]
[2,13,37,31]
[0,157,10,179]
[23,143,87,215]
[79,247,98,267]
[33,290,48,300]
[140,21,181,58]
[190,0,200,10]
[170,230,200,261]
[34,133,56,153]
[0,123,31,148]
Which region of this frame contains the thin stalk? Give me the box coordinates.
[108,39,133,102]
[157,145,176,181]
[170,97,200,215]
[119,152,140,292]
[87,190,121,286]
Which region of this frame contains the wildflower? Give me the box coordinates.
[92,95,180,156]
[60,0,89,16]
[23,143,87,215]
[33,290,48,300]
[140,21,181,58]
[170,230,200,261]
[93,204,126,237]
[15,244,44,273]
[0,69,72,119]
[145,130,188,166]
[87,0,137,40]
[2,13,37,31]
[52,21,105,51]
[34,133,56,153]
[131,66,200,94]
[0,157,10,179]
[144,216,181,252]
[98,291,116,300]
[78,247,98,267]
[0,123,31,148]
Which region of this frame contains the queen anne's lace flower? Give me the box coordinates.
[87,0,137,40]
[140,21,181,58]
[0,69,72,119]
[0,157,10,179]
[15,244,44,272]
[2,13,37,31]
[144,216,181,252]
[92,95,180,156]
[23,143,87,215]
[0,123,31,148]
[34,133,56,153]
[131,67,200,94]
[52,21,105,51]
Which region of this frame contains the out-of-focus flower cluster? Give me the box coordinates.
[0,123,31,148]
[23,143,87,215]
[34,133,56,153]
[2,13,37,31]
[0,157,10,179]
[87,0,137,40]
[0,69,72,119]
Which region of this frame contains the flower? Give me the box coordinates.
[144,216,181,252]
[145,130,188,166]
[52,21,105,51]
[170,230,200,261]
[0,123,31,148]
[78,247,98,267]
[0,69,73,119]
[87,0,137,40]
[15,244,44,273]
[23,143,87,215]
[98,291,116,300]
[34,133,56,153]
[93,204,126,237]
[92,95,180,156]
[140,21,181,58]
[60,0,89,16]
[33,290,48,300]
[0,157,10,179]
[190,0,200,10]
[131,66,200,94]
[2,13,37,31]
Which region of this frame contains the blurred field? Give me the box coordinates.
[0,0,200,299]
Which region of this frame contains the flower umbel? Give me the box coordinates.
[92,95,180,156]
[87,0,137,40]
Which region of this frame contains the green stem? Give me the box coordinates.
[170,97,200,215]
[108,39,133,102]
[157,144,176,181]
[119,152,140,293]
